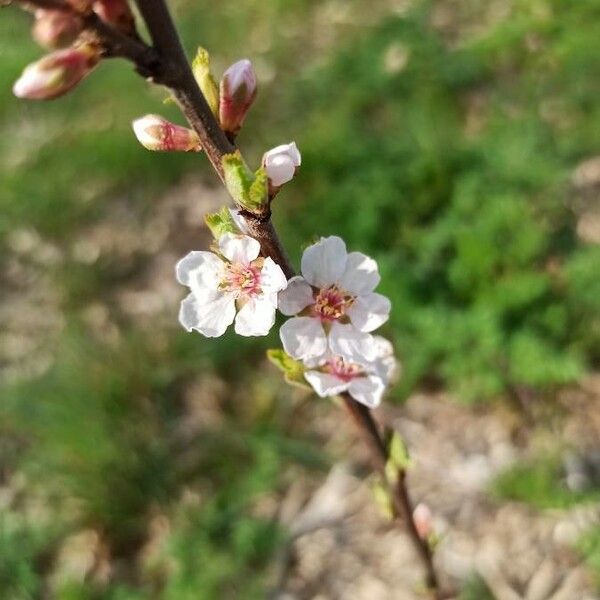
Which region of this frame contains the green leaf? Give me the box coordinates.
[204,206,238,240]
[192,47,219,117]
[249,167,268,208]
[384,460,398,484]
[371,480,394,521]
[222,152,255,207]
[388,431,411,471]
[267,349,309,389]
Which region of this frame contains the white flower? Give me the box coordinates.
[303,336,397,408]
[176,233,287,337]
[278,236,391,362]
[263,142,301,187]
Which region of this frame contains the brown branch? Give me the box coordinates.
[129,2,441,592]
[341,394,440,596]
[9,0,441,593]
[133,0,233,175]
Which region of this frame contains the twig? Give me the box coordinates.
[10,0,441,593]
[129,1,441,592]
[341,394,440,595]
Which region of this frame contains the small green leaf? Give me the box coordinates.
[205,206,238,240]
[385,459,398,485]
[388,431,411,470]
[222,152,255,207]
[372,481,394,521]
[267,349,309,389]
[192,47,219,117]
[249,167,269,208]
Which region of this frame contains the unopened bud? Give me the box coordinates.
[32,9,83,50]
[132,114,201,152]
[412,503,433,540]
[93,0,136,35]
[67,0,93,11]
[262,142,301,188]
[219,59,257,134]
[13,45,100,100]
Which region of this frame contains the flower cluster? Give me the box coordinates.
[176,224,397,408]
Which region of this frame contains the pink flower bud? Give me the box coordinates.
[93,0,136,34]
[32,9,83,50]
[67,0,93,11]
[412,503,433,540]
[13,45,100,100]
[219,59,257,134]
[132,115,201,152]
[262,142,301,187]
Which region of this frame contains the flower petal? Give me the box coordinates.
[304,371,349,397]
[260,257,287,295]
[178,292,235,337]
[280,316,327,360]
[348,375,385,408]
[265,155,296,187]
[218,233,260,264]
[234,297,277,336]
[370,335,399,382]
[329,321,377,362]
[338,251,380,296]
[347,292,391,332]
[229,208,250,235]
[301,236,347,288]
[175,251,222,287]
[278,276,314,316]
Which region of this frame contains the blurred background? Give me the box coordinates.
[1,0,600,598]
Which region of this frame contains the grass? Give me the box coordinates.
[2,0,600,597]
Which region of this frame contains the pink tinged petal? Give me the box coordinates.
[278,276,314,316]
[218,233,260,264]
[347,292,391,333]
[234,297,276,337]
[178,292,235,337]
[260,257,287,295]
[13,45,99,100]
[280,316,327,360]
[300,236,347,288]
[132,114,201,152]
[338,251,380,296]
[304,371,349,397]
[328,321,377,362]
[219,59,257,133]
[348,375,385,408]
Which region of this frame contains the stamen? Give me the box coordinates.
[220,261,261,298]
[324,356,364,382]
[313,285,354,321]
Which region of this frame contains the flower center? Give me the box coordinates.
[324,356,364,382]
[220,262,261,298]
[313,285,354,321]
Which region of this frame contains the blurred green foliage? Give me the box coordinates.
[493,456,600,510]
[278,1,600,400]
[1,0,600,597]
